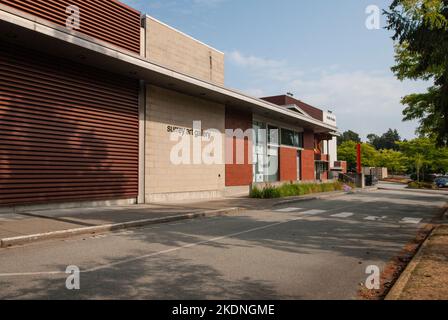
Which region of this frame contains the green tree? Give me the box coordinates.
[338,141,379,171]
[337,130,361,146]
[377,149,408,174]
[414,153,425,182]
[367,129,402,150]
[398,137,448,175]
[384,0,448,146]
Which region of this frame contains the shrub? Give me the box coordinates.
[249,186,262,198]
[408,181,435,189]
[262,186,281,199]
[250,181,346,199]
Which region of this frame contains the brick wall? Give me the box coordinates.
[303,130,315,149]
[225,107,253,186]
[301,150,315,181]
[279,147,297,181]
[261,95,324,121]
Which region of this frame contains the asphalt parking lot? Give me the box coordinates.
[0,189,446,300]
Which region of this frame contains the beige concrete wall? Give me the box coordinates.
[145,16,225,86]
[145,85,226,202]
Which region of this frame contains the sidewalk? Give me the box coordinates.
[0,189,354,248]
[386,225,448,300]
[0,201,243,248]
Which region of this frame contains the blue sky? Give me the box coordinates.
[123,0,429,140]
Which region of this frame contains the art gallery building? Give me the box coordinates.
[0,0,342,211]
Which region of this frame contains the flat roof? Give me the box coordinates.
[0,4,338,133]
[145,15,225,55]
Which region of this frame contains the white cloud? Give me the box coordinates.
[226,51,429,140]
[291,71,428,139]
[227,50,285,69]
[227,50,303,83]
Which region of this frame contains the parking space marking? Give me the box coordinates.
[0,216,307,278]
[331,212,354,218]
[302,209,327,215]
[400,217,423,224]
[275,207,303,213]
[364,216,387,221]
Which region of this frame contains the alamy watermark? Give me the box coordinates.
[65,265,80,290]
[365,5,381,30]
[65,5,80,30]
[168,121,279,175]
[365,265,381,290]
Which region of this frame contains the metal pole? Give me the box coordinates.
[357,143,362,174]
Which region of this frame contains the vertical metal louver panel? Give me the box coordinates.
[0,43,139,205]
[0,0,142,54]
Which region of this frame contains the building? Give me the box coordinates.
[0,0,341,211]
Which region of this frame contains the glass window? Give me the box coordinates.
[281,129,303,148]
[268,125,279,146]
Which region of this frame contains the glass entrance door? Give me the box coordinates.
[266,125,279,182]
[252,122,280,183]
[253,121,266,183]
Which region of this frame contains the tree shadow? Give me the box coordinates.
[0,254,285,300]
[0,192,442,299]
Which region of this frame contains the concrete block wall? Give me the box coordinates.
[145,16,225,86]
[145,85,226,202]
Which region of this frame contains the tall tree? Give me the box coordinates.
[367,129,402,150]
[338,130,361,146]
[338,141,379,171]
[377,149,408,174]
[398,137,448,173]
[384,0,448,146]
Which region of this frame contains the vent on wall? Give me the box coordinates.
[0,0,142,54]
[0,43,140,205]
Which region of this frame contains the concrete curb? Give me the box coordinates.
[378,187,448,196]
[385,227,435,300]
[273,187,378,206]
[0,207,242,248]
[274,191,347,206]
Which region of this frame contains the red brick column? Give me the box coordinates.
[301,130,316,181]
[301,150,315,181]
[225,107,253,186]
[279,147,297,181]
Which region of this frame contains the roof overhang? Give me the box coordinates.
[0,4,339,134]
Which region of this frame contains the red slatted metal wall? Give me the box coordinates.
[0,0,141,54]
[0,43,139,206]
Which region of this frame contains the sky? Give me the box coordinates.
[123,0,429,141]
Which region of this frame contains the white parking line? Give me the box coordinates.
[0,216,306,278]
[275,207,303,212]
[364,216,387,221]
[400,217,423,224]
[302,209,327,215]
[331,212,354,218]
